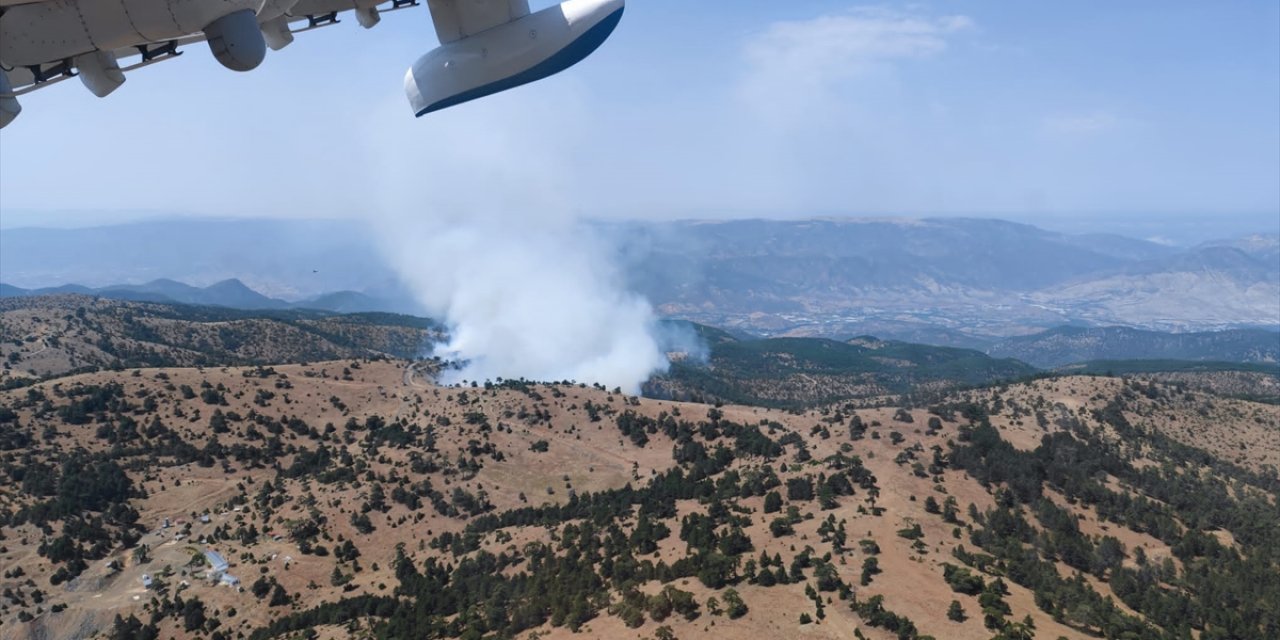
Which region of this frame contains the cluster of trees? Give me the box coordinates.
[3,450,141,584]
[852,594,926,640]
[949,397,1280,639]
[250,408,891,639]
[610,584,700,628]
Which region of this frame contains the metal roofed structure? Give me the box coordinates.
[204,549,229,573]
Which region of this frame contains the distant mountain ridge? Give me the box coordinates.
[5,277,1277,370]
[0,279,406,314]
[987,326,1279,368]
[1197,233,1280,266]
[620,219,1278,334]
[3,293,1274,406]
[2,217,1276,336]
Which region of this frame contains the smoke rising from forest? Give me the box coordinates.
[367,89,669,393]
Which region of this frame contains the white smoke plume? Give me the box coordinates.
[364,82,668,393]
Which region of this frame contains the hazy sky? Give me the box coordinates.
[1,0,1278,228]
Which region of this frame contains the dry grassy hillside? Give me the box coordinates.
[0,296,441,384]
[1,357,1276,640]
[1140,370,1280,404]
[955,376,1280,476]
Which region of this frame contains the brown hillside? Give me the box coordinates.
[0,296,440,383]
[1,357,1276,640]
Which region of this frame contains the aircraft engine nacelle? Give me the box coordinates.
[405,0,623,117]
[204,9,267,71]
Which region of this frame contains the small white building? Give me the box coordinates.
[220,573,240,587]
[140,574,153,589]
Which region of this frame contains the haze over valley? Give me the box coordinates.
[3,216,1277,344]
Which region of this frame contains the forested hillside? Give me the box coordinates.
[649,335,1036,407]
[1,355,1276,640]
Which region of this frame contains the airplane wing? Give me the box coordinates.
[427,0,530,44]
[0,0,623,128]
